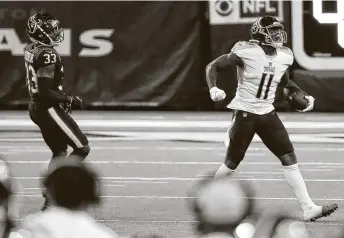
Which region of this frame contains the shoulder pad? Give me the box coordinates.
[279,46,293,56]
[34,47,60,67]
[231,41,257,53]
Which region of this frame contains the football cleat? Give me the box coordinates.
[303,204,338,222]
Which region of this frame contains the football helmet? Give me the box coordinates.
[27,12,64,46]
[250,16,286,48]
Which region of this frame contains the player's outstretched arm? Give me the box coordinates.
[37,65,71,104]
[205,53,243,89]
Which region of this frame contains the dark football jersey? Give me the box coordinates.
[24,43,65,106]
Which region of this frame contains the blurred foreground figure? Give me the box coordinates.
[24,11,89,211]
[189,175,255,238]
[19,159,120,238]
[0,159,16,238]
[189,175,310,238]
[252,213,310,238]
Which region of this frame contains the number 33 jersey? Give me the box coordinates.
[24,43,64,104]
[227,41,293,115]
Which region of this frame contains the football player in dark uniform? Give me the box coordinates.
[24,12,90,210]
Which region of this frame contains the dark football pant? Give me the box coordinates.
[225,110,294,169]
[29,105,88,154]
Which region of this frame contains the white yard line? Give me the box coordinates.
[3,161,344,166]
[11,176,344,182]
[10,194,344,201]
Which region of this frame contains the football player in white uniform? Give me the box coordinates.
[206,16,338,221]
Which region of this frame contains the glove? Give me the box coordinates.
[59,102,72,114]
[63,96,84,114]
[298,95,315,112]
[70,96,84,109]
[210,87,226,102]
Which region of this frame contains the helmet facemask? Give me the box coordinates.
[261,26,287,48]
[46,20,64,46]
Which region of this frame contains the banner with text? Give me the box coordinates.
[0,1,210,109]
[209,0,284,25]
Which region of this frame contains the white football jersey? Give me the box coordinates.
[19,207,120,238]
[227,40,293,115]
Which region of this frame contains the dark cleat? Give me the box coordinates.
[305,204,338,222]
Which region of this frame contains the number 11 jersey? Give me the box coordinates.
[24,43,64,107]
[227,40,293,115]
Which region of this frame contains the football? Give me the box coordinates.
[283,86,308,111]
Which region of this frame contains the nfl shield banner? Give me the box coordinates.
[209,0,284,25]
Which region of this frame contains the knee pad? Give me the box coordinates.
[225,144,246,170]
[278,152,297,166]
[74,144,90,157]
[225,159,240,170]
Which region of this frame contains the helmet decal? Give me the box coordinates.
[251,22,258,34]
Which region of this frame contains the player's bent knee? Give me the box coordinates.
[225,145,246,170]
[80,144,90,156]
[73,144,90,158]
[278,152,297,166]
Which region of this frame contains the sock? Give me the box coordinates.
[214,163,234,178]
[282,164,316,210]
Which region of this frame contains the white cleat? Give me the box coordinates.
[303,204,338,222]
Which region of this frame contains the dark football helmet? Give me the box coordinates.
[27,12,64,46]
[250,16,286,48]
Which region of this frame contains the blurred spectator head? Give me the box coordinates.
[189,175,255,236]
[42,158,100,210]
[252,214,310,238]
[0,158,15,238]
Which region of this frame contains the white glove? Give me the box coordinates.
[299,95,315,112]
[210,87,226,102]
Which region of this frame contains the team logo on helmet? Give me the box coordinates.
[27,17,42,34]
[251,22,258,34]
